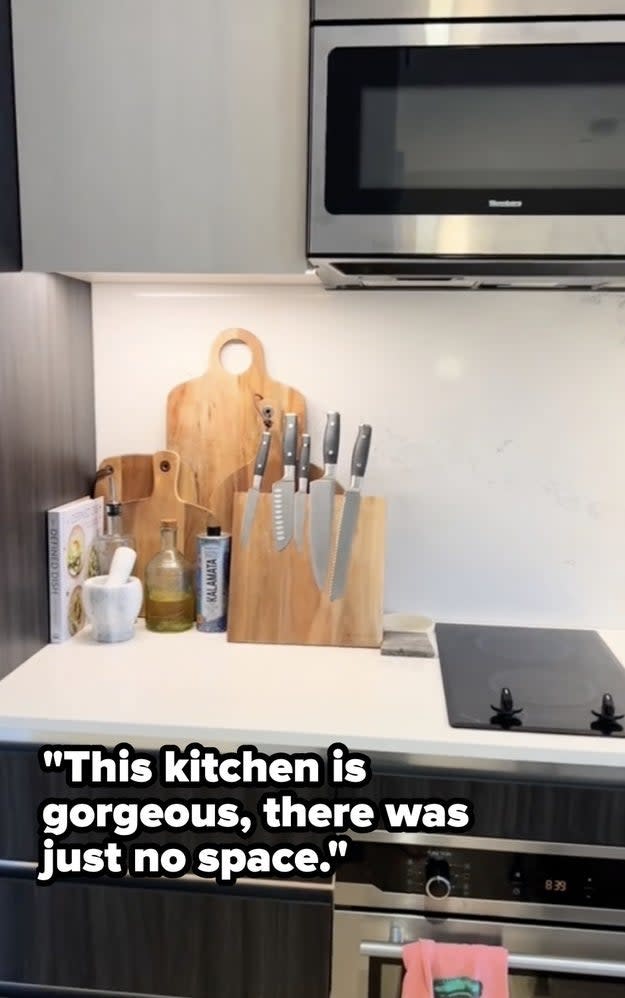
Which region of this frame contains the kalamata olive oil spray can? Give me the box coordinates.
[196,527,231,633]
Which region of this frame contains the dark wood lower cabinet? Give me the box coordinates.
[0,746,334,861]
[0,877,332,998]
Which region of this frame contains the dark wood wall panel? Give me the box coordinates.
[0,0,21,271]
[0,273,95,678]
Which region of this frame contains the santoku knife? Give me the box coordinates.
[240,430,271,548]
[329,424,372,602]
[309,411,341,589]
[272,413,298,551]
[294,433,311,551]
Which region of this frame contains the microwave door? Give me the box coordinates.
[309,19,625,261]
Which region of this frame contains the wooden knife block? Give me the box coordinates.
[228,493,385,648]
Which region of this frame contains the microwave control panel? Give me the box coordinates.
[337,842,625,909]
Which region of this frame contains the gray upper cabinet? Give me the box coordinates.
[11,0,308,274]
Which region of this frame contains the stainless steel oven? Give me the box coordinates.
[331,833,625,997]
[308,2,625,289]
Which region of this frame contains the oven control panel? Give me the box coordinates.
[337,842,625,910]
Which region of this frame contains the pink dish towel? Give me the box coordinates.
[402,940,509,998]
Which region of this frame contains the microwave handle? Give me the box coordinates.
[359,942,625,980]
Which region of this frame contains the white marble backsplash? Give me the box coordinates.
[91,283,625,628]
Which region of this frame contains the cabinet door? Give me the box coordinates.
[0,876,332,998]
[0,0,21,271]
[12,0,308,274]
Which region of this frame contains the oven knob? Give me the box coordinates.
[425,859,452,900]
[390,925,403,944]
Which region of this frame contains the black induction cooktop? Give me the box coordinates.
[436,624,625,737]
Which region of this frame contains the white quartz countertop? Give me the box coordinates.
[0,624,624,774]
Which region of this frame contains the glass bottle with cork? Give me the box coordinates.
[145,518,195,632]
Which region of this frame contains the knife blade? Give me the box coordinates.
[240,430,271,548]
[294,433,311,551]
[329,424,372,602]
[309,411,341,590]
[272,413,298,551]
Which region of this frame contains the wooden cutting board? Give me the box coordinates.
[228,493,385,648]
[95,453,198,504]
[166,328,307,516]
[122,451,213,614]
[210,460,344,533]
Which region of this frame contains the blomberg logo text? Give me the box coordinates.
[489,199,523,208]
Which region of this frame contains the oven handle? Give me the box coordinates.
[359,942,625,979]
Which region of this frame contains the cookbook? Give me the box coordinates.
[47,496,104,642]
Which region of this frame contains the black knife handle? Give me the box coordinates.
[323,412,341,466]
[254,431,272,477]
[351,425,372,477]
[298,433,311,482]
[283,413,298,467]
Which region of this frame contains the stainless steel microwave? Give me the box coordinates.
[307,1,625,289]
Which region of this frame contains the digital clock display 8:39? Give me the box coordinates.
[544,879,568,892]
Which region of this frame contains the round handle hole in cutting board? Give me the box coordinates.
[219,340,253,375]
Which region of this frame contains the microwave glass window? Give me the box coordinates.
[326,43,625,214]
[359,84,625,191]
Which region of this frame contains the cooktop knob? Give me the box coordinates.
[425,858,451,900]
[591,692,624,734]
[490,687,523,728]
[592,692,623,720]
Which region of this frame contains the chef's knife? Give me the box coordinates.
[272,413,298,551]
[309,411,341,589]
[329,424,372,602]
[240,430,271,548]
[294,433,311,551]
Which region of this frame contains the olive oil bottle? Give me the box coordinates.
[145,519,195,632]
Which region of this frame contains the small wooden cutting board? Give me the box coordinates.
[166,328,307,516]
[95,453,198,504]
[122,451,213,614]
